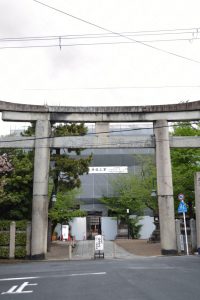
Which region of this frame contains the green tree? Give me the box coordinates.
[0,122,92,222]
[48,189,86,226]
[101,154,157,220]
[171,122,200,216]
[50,123,92,194]
[0,149,34,220]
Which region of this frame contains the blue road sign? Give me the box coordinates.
[178,201,188,213]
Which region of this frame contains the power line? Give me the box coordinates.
[0,27,199,42]
[1,37,200,50]
[26,85,200,91]
[32,0,200,64]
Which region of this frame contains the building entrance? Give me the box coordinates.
[87,212,102,239]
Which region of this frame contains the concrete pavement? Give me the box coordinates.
[46,239,161,261]
[72,240,139,260]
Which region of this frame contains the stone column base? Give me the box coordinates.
[161,249,178,255]
[31,253,45,260]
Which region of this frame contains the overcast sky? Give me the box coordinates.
[0,0,200,134]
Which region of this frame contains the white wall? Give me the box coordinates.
[56,215,154,241]
[101,217,118,240]
[70,217,87,241]
[138,216,155,239]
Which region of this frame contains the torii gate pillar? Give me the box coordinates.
[31,118,51,259]
[154,120,177,254]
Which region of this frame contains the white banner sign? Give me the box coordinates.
[95,235,104,251]
[62,225,69,240]
[89,166,128,174]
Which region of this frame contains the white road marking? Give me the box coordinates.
[1,282,38,295]
[69,272,106,277]
[0,272,106,282]
[0,276,39,281]
[128,266,175,270]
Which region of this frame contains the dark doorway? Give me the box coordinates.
[87,211,102,239]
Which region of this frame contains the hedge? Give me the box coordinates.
[15,232,26,246]
[0,247,9,258]
[0,220,28,231]
[16,220,27,231]
[0,221,11,231]
[0,220,28,259]
[15,246,26,258]
[0,232,9,246]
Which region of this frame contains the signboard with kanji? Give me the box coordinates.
[89,166,128,174]
[95,235,104,251]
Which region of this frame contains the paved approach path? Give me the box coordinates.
[46,239,161,260]
[72,240,139,260]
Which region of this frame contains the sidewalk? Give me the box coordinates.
[46,241,70,260]
[46,239,161,261]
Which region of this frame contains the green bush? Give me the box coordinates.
[15,232,26,246]
[16,220,27,231]
[0,220,27,231]
[0,232,9,246]
[128,217,143,239]
[0,220,11,231]
[0,247,9,258]
[15,246,26,258]
[0,220,28,259]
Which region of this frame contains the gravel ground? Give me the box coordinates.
[115,239,161,256]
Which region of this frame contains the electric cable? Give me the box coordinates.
[0,27,198,42]
[26,85,200,91]
[1,37,200,50]
[32,0,200,64]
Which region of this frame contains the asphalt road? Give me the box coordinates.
[0,256,200,300]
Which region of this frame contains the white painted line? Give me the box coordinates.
[128,267,175,270]
[0,277,39,282]
[69,272,106,277]
[0,272,106,282]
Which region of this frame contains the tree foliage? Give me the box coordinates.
[101,154,157,220]
[0,149,33,220]
[0,122,92,221]
[101,122,200,221]
[171,122,200,215]
[48,190,86,224]
[49,123,92,192]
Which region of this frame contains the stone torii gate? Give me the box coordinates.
[0,100,200,259]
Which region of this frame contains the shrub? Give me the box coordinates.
[16,220,27,231]
[15,247,26,258]
[0,247,9,258]
[0,221,10,231]
[0,220,28,259]
[128,217,143,239]
[0,232,9,246]
[15,232,26,246]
